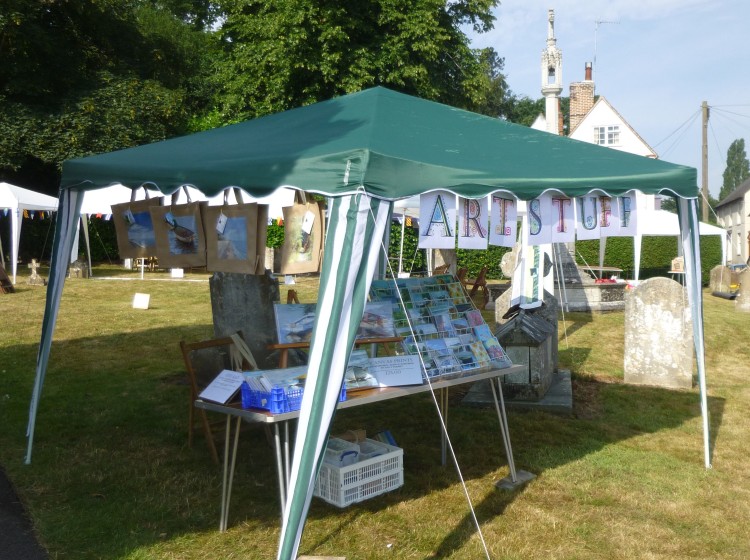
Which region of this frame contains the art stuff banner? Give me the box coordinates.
[418,192,638,248]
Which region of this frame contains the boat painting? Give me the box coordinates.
[164,212,198,254]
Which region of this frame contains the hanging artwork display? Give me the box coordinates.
[280,201,324,274]
[150,202,207,268]
[457,196,489,250]
[419,190,457,249]
[204,203,263,274]
[111,198,163,259]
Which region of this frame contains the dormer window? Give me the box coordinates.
[595,125,620,146]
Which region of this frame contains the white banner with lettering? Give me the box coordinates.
[418,192,638,247]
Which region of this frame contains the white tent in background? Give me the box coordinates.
[597,208,728,280]
[0,182,59,284]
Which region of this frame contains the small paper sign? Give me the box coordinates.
[170,268,184,278]
[369,355,424,387]
[300,210,316,234]
[132,293,150,309]
[199,369,245,404]
[216,213,228,235]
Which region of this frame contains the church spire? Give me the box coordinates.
[541,9,563,134]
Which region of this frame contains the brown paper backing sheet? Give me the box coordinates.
[150,202,207,268]
[111,198,163,259]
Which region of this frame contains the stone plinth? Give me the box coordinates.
[624,277,693,389]
[554,282,626,312]
[209,270,280,369]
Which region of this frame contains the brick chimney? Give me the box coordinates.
[569,62,595,133]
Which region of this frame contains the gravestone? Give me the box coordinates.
[624,277,693,389]
[27,259,46,286]
[209,270,280,370]
[709,265,736,294]
[735,268,750,313]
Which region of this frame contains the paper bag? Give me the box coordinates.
[150,202,207,268]
[280,201,324,274]
[111,197,163,259]
[204,203,261,274]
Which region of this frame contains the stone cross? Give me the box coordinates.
[27,259,47,286]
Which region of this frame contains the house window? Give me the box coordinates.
[594,125,620,146]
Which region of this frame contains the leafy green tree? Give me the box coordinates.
[210,0,504,123]
[0,0,218,192]
[719,138,750,201]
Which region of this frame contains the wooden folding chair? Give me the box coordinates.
[180,333,256,464]
[286,289,300,304]
[462,265,489,307]
[456,267,468,283]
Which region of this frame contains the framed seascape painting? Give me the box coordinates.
[111,198,163,259]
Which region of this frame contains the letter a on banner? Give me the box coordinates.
[576,195,601,240]
[419,190,457,249]
[458,197,489,249]
[489,195,517,247]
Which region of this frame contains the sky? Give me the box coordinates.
[466,0,750,199]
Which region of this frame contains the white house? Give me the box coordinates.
[714,177,750,264]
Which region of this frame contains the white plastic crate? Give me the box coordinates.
[314,439,403,508]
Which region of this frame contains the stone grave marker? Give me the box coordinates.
[27,259,47,286]
[209,270,280,370]
[709,265,736,294]
[735,268,750,313]
[624,277,693,389]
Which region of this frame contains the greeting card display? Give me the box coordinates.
[150,202,207,268]
[111,198,163,258]
[369,274,512,379]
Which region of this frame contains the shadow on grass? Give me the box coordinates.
[424,379,725,558]
[0,327,725,559]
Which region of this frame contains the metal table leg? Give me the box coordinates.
[274,423,286,516]
[489,377,535,490]
[219,414,242,532]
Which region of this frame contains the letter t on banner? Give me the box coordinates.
[419,191,457,249]
[458,197,489,250]
[489,195,517,247]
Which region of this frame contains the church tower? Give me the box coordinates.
[541,9,563,135]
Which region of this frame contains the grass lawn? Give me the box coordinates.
[1,264,748,559]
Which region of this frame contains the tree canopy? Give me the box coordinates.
[719,138,750,201]
[1,0,514,192]
[0,0,218,192]
[208,0,506,124]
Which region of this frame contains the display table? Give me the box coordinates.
[195,363,526,531]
